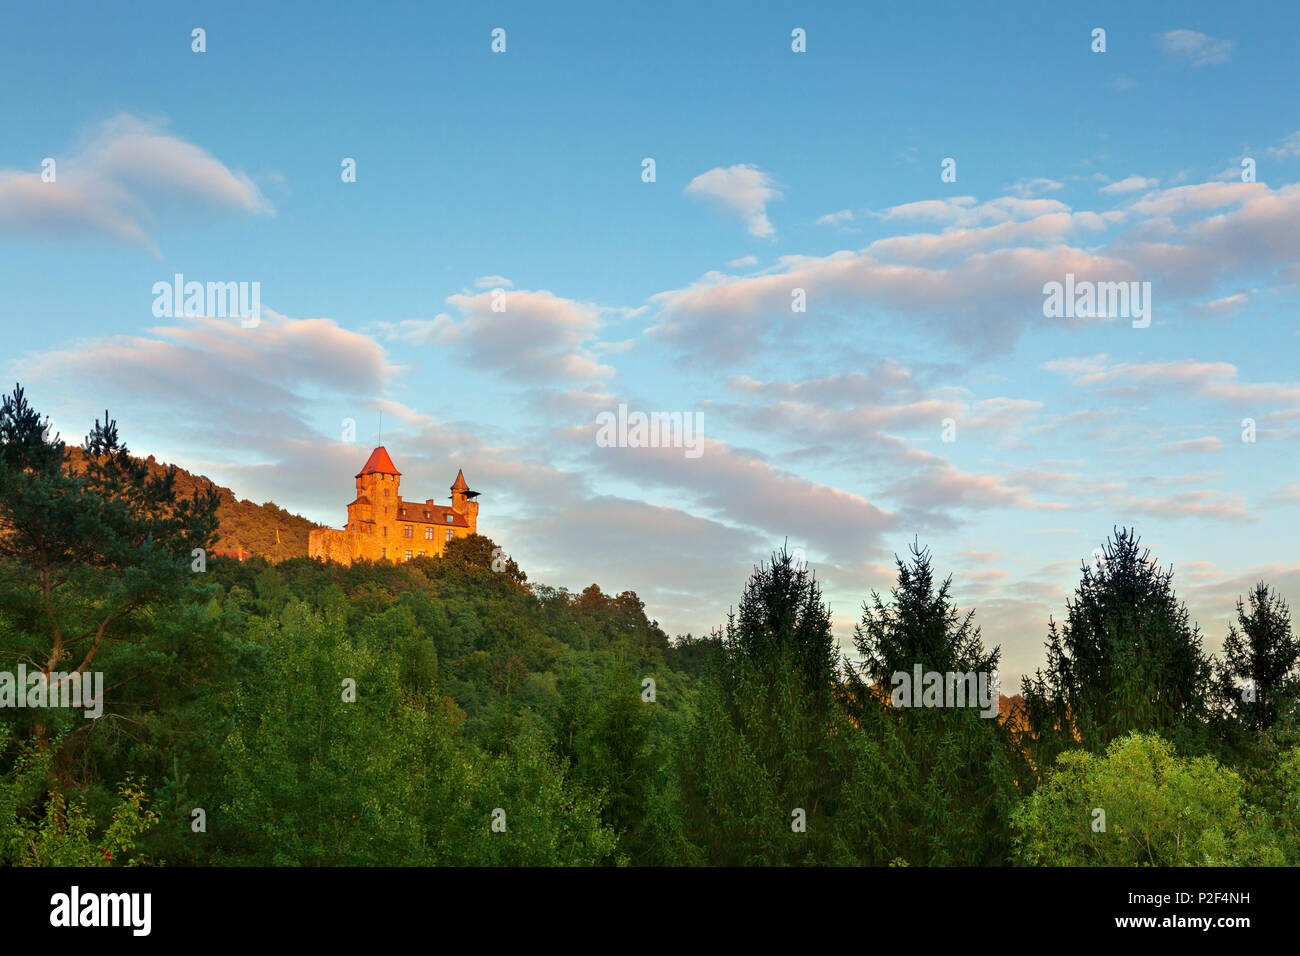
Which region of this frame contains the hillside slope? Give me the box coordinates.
[67,448,323,560]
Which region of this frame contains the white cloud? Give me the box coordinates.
[1100,175,1159,195]
[372,288,613,384]
[1004,178,1064,199]
[684,164,783,238]
[1158,29,1234,67]
[1159,436,1222,454]
[0,114,272,255]
[1265,131,1300,160]
[815,209,855,226]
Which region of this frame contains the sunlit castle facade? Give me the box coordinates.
[308,446,479,565]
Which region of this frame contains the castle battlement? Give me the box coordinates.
[308,446,479,565]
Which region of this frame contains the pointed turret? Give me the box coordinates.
[356,446,401,478]
[450,468,480,531]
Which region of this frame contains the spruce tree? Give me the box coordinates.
[846,541,1019,865]
[678,546,846,864]
[1216,583,1300,734]
[727,543,837,699]
[852,539,998,685]
[1021,527,1212,769]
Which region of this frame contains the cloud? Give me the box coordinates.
[684,164,783,238]
[871,195,1071,226]
[815,209,855,226]
[884,463,1058,527]
[579,430,896,564]
[727,364,919,405]
[511,495,762,637]
[0,114,272,255]
[1044,355,1300,409]
[1004,178,1064,198]
[1192,291,1251,315]
[9,307,396,519]
[1265,131,1300,160]
[1159,436,1222,454]
[1158,29,1234,67]
[645,240,1133,363]
[1115,490,1248,520]
[372,288,614,384]
[1100,175,1159,195]
[650,177,1300,366]
[1125,181,1261,218]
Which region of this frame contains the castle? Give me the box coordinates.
[308,446,480,565]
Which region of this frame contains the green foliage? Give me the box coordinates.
[0,729,158,866]
[853,540,997,682]
[845,542,1022,865]
[5,383,1300,868]
[679,548,842,864]
[0,384,222,765]
[1214,583,1300,736]
[1011,733,1283,866]
[1021,528,1213,768]
[218,600,616,865]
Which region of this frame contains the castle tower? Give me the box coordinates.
[352,445,401,529]
[308,447,481,564]
[450,468,480,532]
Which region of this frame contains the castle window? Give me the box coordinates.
[404,550,412,561]
[425,527,434,540]
[381,547,386,558]
[446,514,453,523]
[418,551,425,557]
[404,525,413,538]
[383,526,387,536]
[384,488,390,497]
[445,529,453,542]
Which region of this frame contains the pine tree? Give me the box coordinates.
[0,383,220,754]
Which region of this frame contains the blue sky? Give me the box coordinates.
[3,0,1299,686]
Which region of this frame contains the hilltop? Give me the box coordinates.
[66,447,322,560]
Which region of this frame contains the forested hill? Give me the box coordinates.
[66,448,322,560]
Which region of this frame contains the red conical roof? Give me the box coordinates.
[356,446,401,478]
[450,468,469,492]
